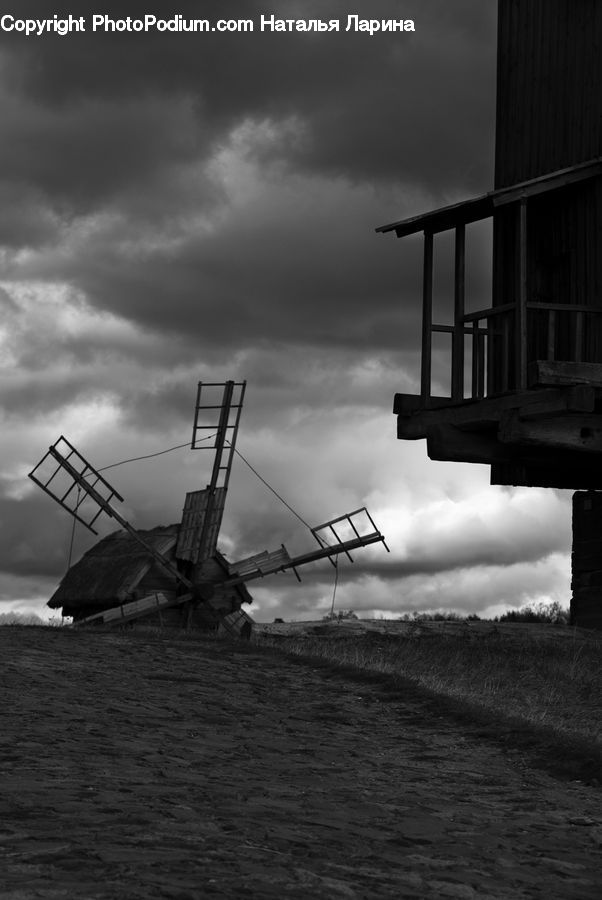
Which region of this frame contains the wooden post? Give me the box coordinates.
[471,322,486,399]
[516,199,528,389]
[478,328,486,398]
[471,321,479,399]
[501,313,510,392]
[452,224,465,401]
[421,231,433,405]
[574,311,584,362]
[195,381,234,568]
[547,309,556,361]
[571,491,602,630]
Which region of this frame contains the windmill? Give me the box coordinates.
[29,381,388,636]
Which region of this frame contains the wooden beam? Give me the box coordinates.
[574,312,584,363]
[452,224,465,401]
[471,321,479,399]
[571,570,602,590]
[547,310,556,361]
[427,422,602,467]
[492,157,602,207]
[397,416,431,441]
[516,198,528,390]
[516,385,596,418]
[491,461,602,491]
[528,360,602,388]
[426,425,518,465]
[396,386,596,440]
[471,321,486,399]
[393,393,453,415]
[376,158,602,237]
[501,312,510,392]
[421,231,433,404]
[478,328,486,398]
[375,194,492,237]
[499,412,602,454]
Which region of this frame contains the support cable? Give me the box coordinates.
[227,443,313,531]
[67,485,81,569]
[64,432,334,569]
[329,560,339,619]
[97,437,214,473]
[63,435,216,568]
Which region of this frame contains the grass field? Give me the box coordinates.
[254,619,602,779]
[3,613,601,782]
[4,623,602,897]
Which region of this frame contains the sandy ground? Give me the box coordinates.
[1,626,601,899]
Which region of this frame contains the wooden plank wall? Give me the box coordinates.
[571,491,602,629]
[529,181,602,361]
[491,1,602,488]
[495,0,602,188]
[492,0,602,387]
[137,564,177,600]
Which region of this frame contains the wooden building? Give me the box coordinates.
[377,0,602,627]
[48,525,253,630]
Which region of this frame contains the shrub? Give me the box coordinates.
[322,609,358,621]
[496,601,569,625]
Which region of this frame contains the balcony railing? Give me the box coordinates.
[377,157,602,408]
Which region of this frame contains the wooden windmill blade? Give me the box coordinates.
[28,436,195,598]
[176,380,246,568]
[223,507,389,588]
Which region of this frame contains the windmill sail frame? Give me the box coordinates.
[28,436,195,594]
[189,380,246,566]
[224,508,388,588]
[29,436,124,534]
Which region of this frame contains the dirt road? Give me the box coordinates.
[1,627,600,898]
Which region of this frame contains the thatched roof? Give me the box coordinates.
[48,525,178,611]
[48,524,253,617]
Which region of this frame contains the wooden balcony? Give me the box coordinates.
[377,158,602,488]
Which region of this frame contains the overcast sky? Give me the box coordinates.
[0,2,573,623]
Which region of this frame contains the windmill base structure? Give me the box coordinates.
[45,525,255,635]
[30,381,388,635]
[377,0,602,629]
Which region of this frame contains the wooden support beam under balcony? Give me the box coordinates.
[491,460,602,490]
[515,199,528,390]
[426,425,519,465]
[499,412,602,454]
[426,424,602,489]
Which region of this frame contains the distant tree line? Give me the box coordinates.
[0,612,64,626]
[2,602,571,627]
[395,601,569,625]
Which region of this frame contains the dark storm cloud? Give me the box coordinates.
[114,346,407,432]
[229,499,570,589]
[2,1,496,222]
[1,372,105,417]
[0,0,497,373]
[0,182,59,248]
[338,545,568,580]
[8,178,494,367]
[0,494,78,578]
[0,90,209,216]
[22,190,421,349]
